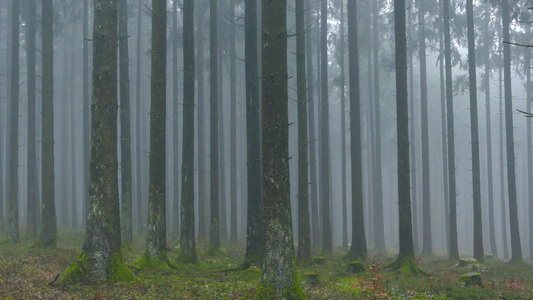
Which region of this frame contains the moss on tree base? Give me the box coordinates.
[52,252,134,285]
[255,278,307,300]
[175,249,198,264]
[384,253,427,275]
[240,252,262,270]
[135,251,177,271]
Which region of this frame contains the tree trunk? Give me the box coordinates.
[256,0,304,297]
[499,61,509,259]
[218,37,227,243]
[527,46,533,260]
[443,0,459,260]
[485,58,497,257]
[172,0,180,239]
[501,0,523,264]
[229,0,238,244]
[296,0,311,266]
[70,23,77,229]
[82,0,90,228]
[26,0,39,238]
[320,0,332,254]
[243,0,263,269]
[466,0,484,261]
[338,0,348,251]
[7,0,20,243]
[39,0,57,249]
[178,0,198,264]
[119,0,133,249]
[135,0,143,233]
[145,0,169,265]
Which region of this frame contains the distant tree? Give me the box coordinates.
[501,0,523,264]
[54,0,133,283]
[119,0,133,249]
[347,0,367,262]
[255,0,305,297]
[242,0,263,269]
[39,0,57,249]
[171,0,180,239]
[7,0,20,244]
[229,0,238,244]
[135,0,144,234]
[296,0,312,266]
[178,0,198,264]
[82,0,90,228]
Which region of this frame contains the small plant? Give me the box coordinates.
[353,262,389,300]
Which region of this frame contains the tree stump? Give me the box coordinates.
[313,257,325,265]
[346,261,365,273]
[460,272,482,287]
[303,272,320,286]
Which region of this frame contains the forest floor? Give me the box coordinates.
[1,230,533,299]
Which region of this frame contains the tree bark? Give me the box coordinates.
[82,0,91,228]
[135,0,143,233]
[229,0,238,244]
[172,0,180,239]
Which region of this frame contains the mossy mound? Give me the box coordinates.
[346,261,366,274]
[174,249,198,264]
[135,251,176,271]
[384,253,426,275]
[459,272,482,287]
[303,272,320,286]
[313,257,325,265]
[457,258,478,268]
[255,280,307,299]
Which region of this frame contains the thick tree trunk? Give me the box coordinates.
[443,0,459,260]
[119,0,133,249]
[39,0,57,249]
[320,0,332,254]
[501,0,523,264]
[256,0,304,297]
[26,0,39,238]
[466,0,484,261]
[418,0,432,257]
[7,0,20,243]
[243,0,263,269]
[296,0,312,266]
[178,0,198,264]
[145,0,169,264]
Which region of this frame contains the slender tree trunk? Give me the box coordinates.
[527,47,533,260]
[7,0,20,243]
[257,0,304,296]
[501,0,523,263]
[296,0,312,266]
[466,0,484,260]
[145,0,168,264]
[243,0,263,269]
[348,0,368,261]
[372,0,385,253]
[39,0,57,248]
[320,0,332,254]
[172,0,180,239]
[26,0,38,238]
[178,0,198,264]
[218,41,227,243]
[82,0,90,228]
[485,58,498,257]
[135,0,143,233]
[443,0,459,259]
[70,24,77,229]
[229,0,238,243]
[209,0,221,250]
[338,0,348,250]
[119,0,133,249]
[499,62,509,259]
[0,0,6,234]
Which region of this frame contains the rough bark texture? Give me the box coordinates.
[119,0,133,249]
[501,0,523,264]
[243,0,263,269]
[296,0,312,266]
[7,0,20,244]
[347,0,367,262]
[146,0,168,263]
[26,0,39,238]
[56,0,133,283]
[443,0,459,260]
[209,0,220,251]
[390,0,419,272]
[256,1,304,298]
[39,0,57,248]
[320,0,332,254]
[418,0,432,257]
[466,0,483,261]
[179,0,197,264]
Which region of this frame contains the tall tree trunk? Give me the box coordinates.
[145,0,169,264]
[26,0,38,238]
[443,0,459,260]
[196,2,207,242]
[257,0,304,297]
[135,0,143,233]
[218,39,227,243]
[39,0,57,248]
[501,0,523,264]
[296,0,311,266]
[338,0,348,250]
[0,0,4,233]
[306,0,320,250]
[527,46,533,260]
[466,0,484,260]
[485,58,497,257]
[55,0,133,283]
[243,0,263,269]
[119,0,133,249]
[320,0,332,254]
[209,0,221,251]
[82,0,90,228]
[70,24,77,229]
[7,0,20,243]
[229,0,238,243]
[499,61,509,259]
[348,0,368,261]
[372,0,385,253]
[172,0,180,239]
[388,0,420,273]
[178,0,198,264]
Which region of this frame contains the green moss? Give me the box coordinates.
[205,245,222,256]
[313,256,325,265]
[384,252,427,275]
[109,253,135,282]
[52,252,91,285]
[303,272,320,286]
[135,251,176,271]
[346,261,366,273]
[254,272,307,299]
[175,249,198,264]
[240,251,262,270]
